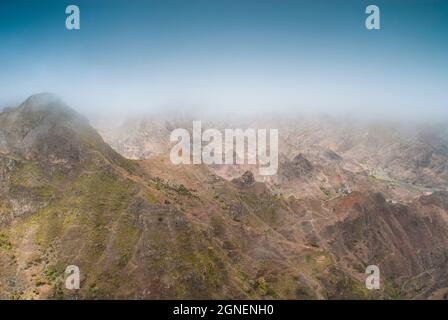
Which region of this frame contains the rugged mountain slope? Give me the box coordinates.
[322,191,448,298]
[1,94,448,299]
[0,94,345,299]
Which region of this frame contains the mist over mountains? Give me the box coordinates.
[1,0,447,302]
[1,93,448,299]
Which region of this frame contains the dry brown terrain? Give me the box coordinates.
[1,94,448,299]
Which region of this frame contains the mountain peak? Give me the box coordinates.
[15,93,85,123]
[0,94,124,166]
[21,92,62,107]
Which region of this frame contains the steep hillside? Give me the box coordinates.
[1,95,448,299]
[0,94,338,299]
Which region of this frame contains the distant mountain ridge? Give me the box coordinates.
[97,115,448,193]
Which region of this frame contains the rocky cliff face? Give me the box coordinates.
[1,94,448,299]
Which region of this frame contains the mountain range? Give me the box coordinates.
[1,93,448,299]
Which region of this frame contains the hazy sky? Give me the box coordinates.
[0,0,447,119]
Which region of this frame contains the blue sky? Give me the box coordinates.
[0,0,447,118]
